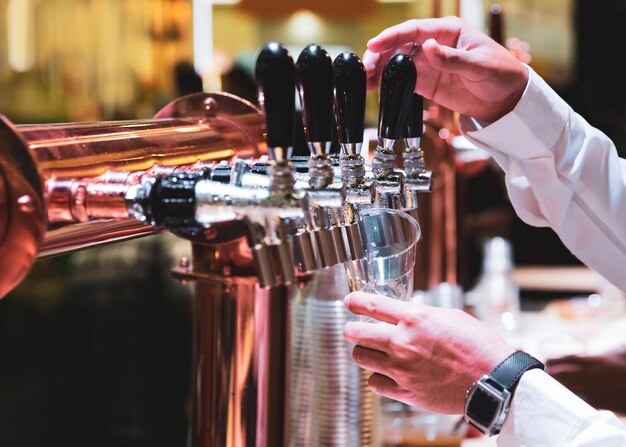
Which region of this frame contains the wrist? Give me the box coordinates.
[464,351,544,436]
[471,346,516,387]
[477,63,530,124]
[499,63,530,118]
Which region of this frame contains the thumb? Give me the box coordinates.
[421,38,479,76]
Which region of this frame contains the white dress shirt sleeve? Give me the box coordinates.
[498,370,626,446]
[459,66,626,294]
[459,67,626,444]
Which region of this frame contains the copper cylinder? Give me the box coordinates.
[412,103,458,291]
[0,92,265,299]
[172,221,303,447]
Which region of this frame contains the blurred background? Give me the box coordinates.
[0,0,625,445]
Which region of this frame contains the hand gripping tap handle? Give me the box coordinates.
[255,42,296,160]
[378,53,417,142]
[333,52,366,148]
[295,44,335,150]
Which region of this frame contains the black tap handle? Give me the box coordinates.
[295,44,334,143]
[378,53,417,140]
[254,42,296,149]
[404,93,424,139]
[489,4,504,45]
[333,52,366,145]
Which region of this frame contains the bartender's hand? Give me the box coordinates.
[363,16,528,123]
[546,348,626,414]
[343,292,514,414]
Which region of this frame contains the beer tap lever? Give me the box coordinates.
[403,92,426,178]
[254,42,311,284]
[378,53,417,142]
[296,44,335,188]
[402,92,432,211]
[404,93,424,144]
[334,52,367,186]
[334,52,366,149]
[374,53,417,178]
[331,52,369,259]
[296,44,334,152]
[255,42,297,194]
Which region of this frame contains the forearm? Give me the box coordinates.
[460,66,626,292]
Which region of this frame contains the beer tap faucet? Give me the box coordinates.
[333,52,371,201]
[372,52,417,208]
[403,93,425,177]
[331,51,370,260]
[292,44,354,267]
[403,92,432,211]
[374,53,417,178]
[254,42,298,196]
[295,44,335,189]
[133,42,313,287]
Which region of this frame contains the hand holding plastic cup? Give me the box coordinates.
[346,207,420,320]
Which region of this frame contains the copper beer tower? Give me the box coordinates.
[0,43,432,446]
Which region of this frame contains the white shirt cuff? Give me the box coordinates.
[498,369,626,446]
[459,65,570,160]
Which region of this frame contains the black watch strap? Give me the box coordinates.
[464,350,545,436]
[490,351,545,391]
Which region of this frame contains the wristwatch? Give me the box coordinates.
[464,351,545,436]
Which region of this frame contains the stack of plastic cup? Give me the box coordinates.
[290,208,420,446]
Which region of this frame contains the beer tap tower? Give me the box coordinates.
[0,42,431,447]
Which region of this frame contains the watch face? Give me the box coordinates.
[467,388,501,429]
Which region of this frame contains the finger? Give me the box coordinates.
[368,373,414,404]
[362,49,380,77]
[343,320,395,351]
[421,38,482,78]
[363,49,392,92]
[352,345,390,375]
[367,18,462,54]
[364,44,436,93]
[344,292,409,324]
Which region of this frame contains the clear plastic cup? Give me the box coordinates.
[290,208,420,446]
[346,207,420,302]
